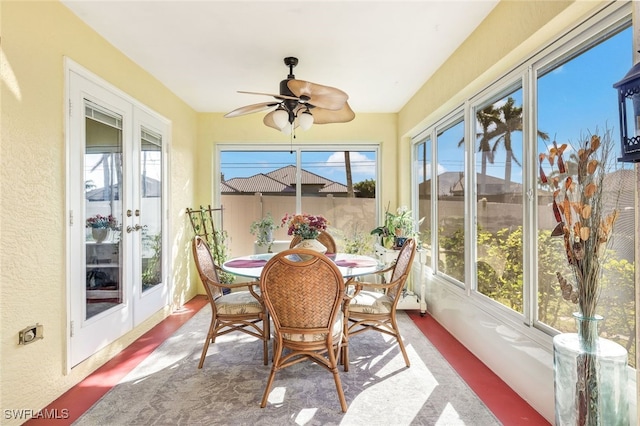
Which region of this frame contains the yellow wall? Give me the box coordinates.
[1,1,199,418]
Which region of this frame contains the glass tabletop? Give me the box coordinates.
[222,253,382,279]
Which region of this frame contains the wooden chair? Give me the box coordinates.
[344,238,417,370]
[259,248,348,412]
[289,230,337,253]
[192,236,270,367]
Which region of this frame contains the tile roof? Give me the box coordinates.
[223,173,294,193]
[222,165,351,194]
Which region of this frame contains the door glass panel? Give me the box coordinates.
[84,101,123,319]
[140,127,163,291]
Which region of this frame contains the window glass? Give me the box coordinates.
[474,90,526,312]
[415,137,432,267]
[300,150,377,253]
[536,26,635,367]
[84,102,123,319]
[140,127,163,291]
[220,148,377,256]
[436,120,465,283]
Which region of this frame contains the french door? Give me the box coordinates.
[67,62,170,367]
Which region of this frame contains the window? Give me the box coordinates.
[411,6,635,367]
[415,136,432,267]
[473,89,525,312]
[218,146,378,256]
[436,120,466,283]
[413,115,466,285]
[536,25,635,365]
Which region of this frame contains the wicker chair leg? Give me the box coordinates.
[332,367,348,412]
[391,317,410,367]
[198,319,215,369]
[260,368,277,408]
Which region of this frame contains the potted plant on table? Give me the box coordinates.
[250,213,279,253]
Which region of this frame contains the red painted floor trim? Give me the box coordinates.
[26,296,207,425]
[30,297,548,425]
[407,311,550,425]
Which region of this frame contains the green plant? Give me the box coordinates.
[343,225,373,255]
[142,232,162,289]
[186,205,234,284]
[249,213,279,252]
[371,204,423,248]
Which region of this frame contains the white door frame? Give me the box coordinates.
[65,58,171,370]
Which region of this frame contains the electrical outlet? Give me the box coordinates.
[19,324,43,345]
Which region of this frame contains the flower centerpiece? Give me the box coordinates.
[86,214,119,229]
[281,213,328,240]
[86,214,119,243]
[539,131,627,425]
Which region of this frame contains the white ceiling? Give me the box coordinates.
[61,1,499,114]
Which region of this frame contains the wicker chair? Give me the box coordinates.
[259,248,348,412]
[344,238,417,370]
[192,236,270,367]
[289,230,337,254]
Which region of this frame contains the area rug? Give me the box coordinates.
[74,306,500,425]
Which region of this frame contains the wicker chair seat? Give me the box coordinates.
[348,291,393,314]
[281,312,343,342]
[214,291,264,315]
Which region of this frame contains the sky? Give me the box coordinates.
[220,26,633,187]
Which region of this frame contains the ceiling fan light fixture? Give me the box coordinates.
[298,110,314,131]
[272,107,289,129]
[226,57,354,133]
[281,123,293,135]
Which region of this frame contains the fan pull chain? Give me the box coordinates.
[290,123,295,153]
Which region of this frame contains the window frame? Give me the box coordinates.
[410,1,634,346]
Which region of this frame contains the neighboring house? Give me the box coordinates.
[418,171,547,203]
[85,176,161,201]
[222,165,356,197]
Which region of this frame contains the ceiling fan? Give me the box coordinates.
[224,57,355,133]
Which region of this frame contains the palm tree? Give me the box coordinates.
[344,151,354,197]
[475,105,501,195]
[491,97,549,191]
[458,105,501,195]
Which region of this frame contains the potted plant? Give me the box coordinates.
[250,213,279,253]
[371,205,422,249]
[86,214,119,242]
[281,213,329,256]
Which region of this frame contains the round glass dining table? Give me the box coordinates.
[221,252,382,279]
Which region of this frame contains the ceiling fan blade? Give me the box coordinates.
[237,91,299,101]
[309,102,355,124]
[287,79,348,111]
[224,102,278,118]
[263,110,298,130]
